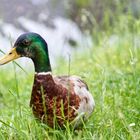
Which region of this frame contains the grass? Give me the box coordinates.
[0,20,140,139]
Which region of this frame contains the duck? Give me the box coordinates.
[0,32,95,128]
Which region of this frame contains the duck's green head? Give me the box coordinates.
[0,32,51,73]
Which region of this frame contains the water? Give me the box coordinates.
[0,17,91,67]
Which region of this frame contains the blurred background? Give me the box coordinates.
[0,0,140,66]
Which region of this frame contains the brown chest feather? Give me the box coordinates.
[30,73,81,127]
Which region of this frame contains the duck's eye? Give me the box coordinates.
[22,39,31,46]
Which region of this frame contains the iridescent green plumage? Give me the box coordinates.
[14,33,51,72]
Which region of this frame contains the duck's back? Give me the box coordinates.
[30,72,95,127]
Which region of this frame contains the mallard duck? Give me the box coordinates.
[0,32,95,127]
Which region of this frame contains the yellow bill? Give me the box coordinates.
[0,48,21,65]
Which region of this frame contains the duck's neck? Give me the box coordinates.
[31,42,51,73]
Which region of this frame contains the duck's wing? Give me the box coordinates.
[54,75,95,120]
[54,75,89,90]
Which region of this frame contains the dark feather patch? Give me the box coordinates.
[30,73,81,127]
